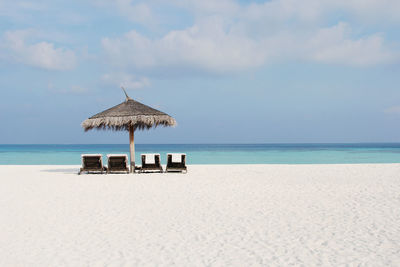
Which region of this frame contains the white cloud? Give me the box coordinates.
[102,19,399,73]
[97,0,400,74]
[102,17,270,73]
[1,30,77,70]
[306,23,397,66]
[102,72,150,89]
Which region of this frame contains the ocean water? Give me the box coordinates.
[0,143,400,165]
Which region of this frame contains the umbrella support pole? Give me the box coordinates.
[129,126,135,173]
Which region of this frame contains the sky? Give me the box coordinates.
[0,0,400,144]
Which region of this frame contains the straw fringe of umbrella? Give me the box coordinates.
[82,115,176,131]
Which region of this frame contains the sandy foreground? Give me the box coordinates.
[0,164,399,266]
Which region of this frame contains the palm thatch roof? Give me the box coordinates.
[82,93,176,131]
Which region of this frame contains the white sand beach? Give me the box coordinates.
[0,164,399,266]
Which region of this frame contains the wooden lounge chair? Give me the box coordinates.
[166,153,187,173]
[107,154,129,174]
[78,154,106,174]
[140,153,163,173]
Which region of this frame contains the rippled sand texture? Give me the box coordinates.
[0,164,399,266]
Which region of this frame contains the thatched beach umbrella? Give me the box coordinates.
[81,89,176,173]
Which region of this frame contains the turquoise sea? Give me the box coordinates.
[0,144,400,165]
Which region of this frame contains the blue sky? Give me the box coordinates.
[0,0,400,144]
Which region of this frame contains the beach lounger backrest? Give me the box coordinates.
[82,154,103,169]
[166,153,187,173]
[106,154,129,173]
[107,155,128,169]
[79,154,105,175]
[140,154,163,173]
[167,153,186,165]
[142,154,160,165]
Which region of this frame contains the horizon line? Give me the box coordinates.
[1,142,400,145]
